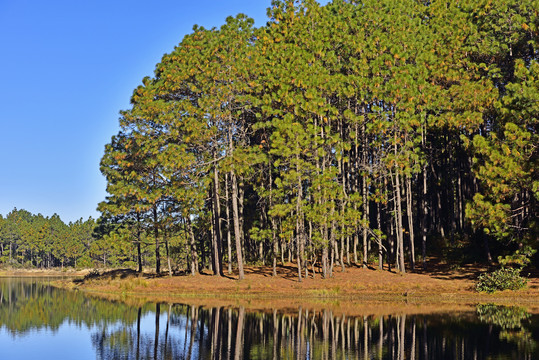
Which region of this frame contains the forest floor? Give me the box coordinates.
[50,260,539,315]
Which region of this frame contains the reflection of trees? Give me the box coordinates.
[477,304,530,329]
[2,279,538,359]
[90,305,530,360]
[477,304,537,355]
[0,278,147,334]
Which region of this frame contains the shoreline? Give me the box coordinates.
[0,268,89,277]
[45,264,539,314]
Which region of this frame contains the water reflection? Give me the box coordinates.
[1,278,538,359]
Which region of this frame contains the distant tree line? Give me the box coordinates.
[0,208,149,269]
[0,209,93,268]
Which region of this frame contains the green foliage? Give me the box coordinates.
[476,267,527,293]
[76,255,95,270]
[477,304,530,329]
[498,246,536,268]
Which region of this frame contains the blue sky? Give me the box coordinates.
[0,1,327,223]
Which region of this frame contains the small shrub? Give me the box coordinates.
[476,267,527,293]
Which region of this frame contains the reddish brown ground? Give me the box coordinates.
[59,262,539,315]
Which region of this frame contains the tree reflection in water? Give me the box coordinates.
[88,304,538,360]
[0,278,538,359]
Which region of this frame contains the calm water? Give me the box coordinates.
[0,278,538,359]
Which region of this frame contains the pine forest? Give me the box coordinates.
[1,0,537,281]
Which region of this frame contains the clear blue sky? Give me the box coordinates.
[0,0,327,223]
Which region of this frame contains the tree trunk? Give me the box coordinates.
[187,217,198,275]
[225,173,233,274]
[421,151,428,270]
[362,119,369,269]
[137,214,143,273]
[268,159,278,277]
[378,202,383,270]
[239,181,246,259]
[395,171,405,273]
[322,243,328,279]
[295,151,304,282]
[165,228,172,277]
[406,173,415,270]
[153,206,160,275]
[212,160,223,276]
[231,170,245,280]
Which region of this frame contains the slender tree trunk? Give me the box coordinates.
[322,242,328,279]
[270,161,278,277]
[225,173,233,274]
[259,210,265,265]
[346,236,350,266]
[339,144,347,272]
[239,181,246,259]
[212,160,223,276]
[187,217,198,276]
[295,151,304,282]
[231,170,245,280]
[354,119,360,265]
[406,173,415,270]
[199,230,206,271]
[329,210,336,278]
[396,172,405,273]
[421,150,428,270]
[153,206,160,275]
[228,121,245,280]
[378,202,383,270]
[165,228,172,277]
[340,235,345,272]
[457,166,464,231]
[137,214,143,273]
[362,120,369,269]
[393,131,406,273]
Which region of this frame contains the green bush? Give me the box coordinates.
[476,267,527,293]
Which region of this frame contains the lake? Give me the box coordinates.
[0,277,537,359]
